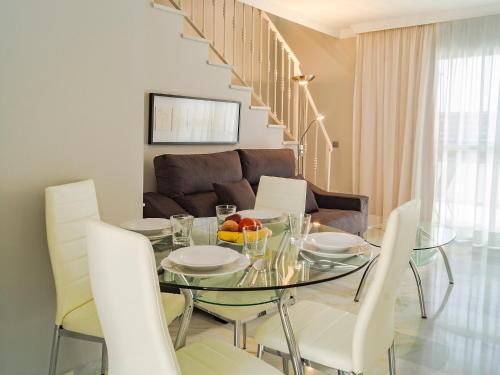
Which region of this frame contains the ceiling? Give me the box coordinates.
[241,0,500,38]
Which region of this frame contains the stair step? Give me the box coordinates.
[229,84,252,92]
[282,140,299,145]
[250,105,271,111]
[181,34,211,44]
[267,124,287,129]
[152,3,186,16]
[206,61,233,70]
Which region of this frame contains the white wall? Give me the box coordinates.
[0,1,283,373]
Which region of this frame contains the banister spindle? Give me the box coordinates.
[191,0,194,21]
[233,0,236,65]
[280,44,284,123]
[259,10,263,98]
[250,7,254,89]
[179,0,183,8]
[242,3,246,82]
[267,24,271,106]
[273,34,278,116]
[213,0,216,48]
[314,122,319,183]
[202,0,206,34]
[287,55,291,132]
[222,0,226,56]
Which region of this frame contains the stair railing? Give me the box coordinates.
[158,0,333,190]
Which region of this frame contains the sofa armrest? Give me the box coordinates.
[143,192,188,218]
[310,184,369,213]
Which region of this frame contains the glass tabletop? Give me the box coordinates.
[154,218,373,306]
[363,222,456,250]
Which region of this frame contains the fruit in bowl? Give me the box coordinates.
[218,216,270,244]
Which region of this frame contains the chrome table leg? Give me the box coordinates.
[100,343,107,375]
[242,322,247,349]
[234,320,242,348]
[409,259,427,318]
[257,344,264,359]
[174,286,194,350]
[48,325,61,375]
[277,289,304,375]
[438,246,454,284]
[354,254,380,302]
[388,341,396,375]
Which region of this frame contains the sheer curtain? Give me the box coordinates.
[434,15,500,246]
[352,24,436,224]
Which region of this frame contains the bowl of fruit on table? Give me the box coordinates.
[218,214,271,245]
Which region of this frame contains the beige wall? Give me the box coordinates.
[270,16,356,193]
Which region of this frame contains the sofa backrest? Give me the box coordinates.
[153,151,243,217]
[237,148,296,192]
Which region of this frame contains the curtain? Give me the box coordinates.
[433,15,500,246]
[352,24,436,224]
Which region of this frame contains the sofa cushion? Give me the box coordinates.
[213,178,256,211]
[237,149,296,186]
[174,192,219,218]
[292,176,319,214]
[311,209,366,235]
[143,192,188,218]
[154,151,243,197]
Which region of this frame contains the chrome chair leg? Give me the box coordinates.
[354,254,380,302]
[48,325,61,375]
[100,342,107,374]
[242,322,247,349]
[257,344,264,359]
[282,356,290,375]
[409,259,427,318]
[234,320,242,348]
[438,246,454,284]
[388,342,396,375]
[278,289,304,375]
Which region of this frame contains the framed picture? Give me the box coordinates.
[148,93,241,145]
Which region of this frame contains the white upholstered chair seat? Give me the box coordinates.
[177,339,282,375]
[255,300,358,371]
[62,293,185,337]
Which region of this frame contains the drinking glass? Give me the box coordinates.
[242,224,269,261]
[216,204,237,228]
[170,214,194,248]
[288,213,312,243]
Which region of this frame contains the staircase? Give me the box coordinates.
[153,0,333,190]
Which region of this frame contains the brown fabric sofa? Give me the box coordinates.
[144,149,368,234]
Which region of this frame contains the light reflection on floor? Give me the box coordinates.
[66,242,500,374]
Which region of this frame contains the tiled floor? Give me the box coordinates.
[66,241,500,374]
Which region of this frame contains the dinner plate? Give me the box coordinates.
[237,208,283,221]
[167,245,240,271]
[161,254,250,277]
[300,241,364,259]
[305,232,365,252]
[121,218,171,236]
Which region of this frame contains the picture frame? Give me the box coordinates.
[148,93,241,145]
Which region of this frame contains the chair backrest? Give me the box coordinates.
[255,176,307,215]
[352,200,420,373]
[86,221,181,375]
[45,179,100,324]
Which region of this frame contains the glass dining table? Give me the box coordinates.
[153,217,374,375]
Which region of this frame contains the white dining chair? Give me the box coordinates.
[86,220,282,375]
[45,179,185,375]
[255,176,307,215]
[254,199,421,375]
[196,175,308,349]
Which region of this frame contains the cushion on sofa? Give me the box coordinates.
[213,178,256,211]
[237,149,296,186]
[154,151,243,197]
[293,175,319,214]
[174,192,219,218]
[311,208,366,234]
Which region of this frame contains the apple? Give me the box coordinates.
[238,217,262,232]
[225,213,241,223]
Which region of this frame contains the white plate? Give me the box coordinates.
[237,208,283,220]
[305,232,365,252]
[301,241,363,259]
[121,218,171,235]
[161,254,250,277]
[167,245,240,271]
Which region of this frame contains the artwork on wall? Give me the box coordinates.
[148,93,241,145]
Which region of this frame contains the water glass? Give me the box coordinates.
[170,214,194,248]
[216,204,237,228]
[288,213,312,242]
[242,225,269,261]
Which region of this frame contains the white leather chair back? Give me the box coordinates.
[352,200,420,373]
[45,179,100,325]
[255,176,307,215]
[86,221,182,375]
